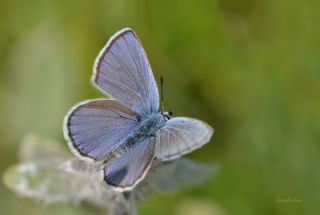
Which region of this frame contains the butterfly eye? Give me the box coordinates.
[162,111,173,121]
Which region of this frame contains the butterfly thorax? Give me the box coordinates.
[137,112,166,137]
[104,112,165,163]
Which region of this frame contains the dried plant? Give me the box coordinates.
[3,134,216,215]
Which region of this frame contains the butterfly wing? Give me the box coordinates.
[63,99,139,161]
[92,28,159,115]
[155,117,213,161]
[104,137,155,191]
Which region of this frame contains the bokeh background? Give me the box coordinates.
[1,0,320,214]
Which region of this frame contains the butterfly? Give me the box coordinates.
[63,28,213,191]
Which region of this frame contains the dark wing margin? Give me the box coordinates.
[63,99,139,161]
[92,28,159,115]
[103,137,155,191]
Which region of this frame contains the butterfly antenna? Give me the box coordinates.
[160,76,164,112]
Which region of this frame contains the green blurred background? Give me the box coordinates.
[1,0,320,214]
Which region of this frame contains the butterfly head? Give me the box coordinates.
[162,111,173,121]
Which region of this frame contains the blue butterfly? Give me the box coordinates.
[63,28,213,191]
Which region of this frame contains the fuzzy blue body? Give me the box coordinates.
[106,112,165,162]
[136,112,166,137]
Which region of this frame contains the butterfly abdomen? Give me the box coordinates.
[103,112,165,163]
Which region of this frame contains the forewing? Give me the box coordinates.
[104,137,155,191]
[92,28,159,115]
[155,117,213,161]
[64,99,139,161]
